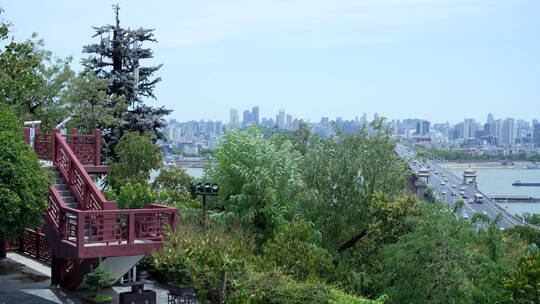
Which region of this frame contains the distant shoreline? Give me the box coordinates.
[439,161,536,169]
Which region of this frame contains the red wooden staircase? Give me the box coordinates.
[24,128,178,289]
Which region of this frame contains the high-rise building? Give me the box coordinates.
[416,120,430,136]
[251,106,260,125]
[277,110,285,129]
[533,122,540,148]
[229,109,239,129]
[501,118,516,145]
[286,114,292,130]
[362,113,367,124]
[374,113,379,121]
[487,113,494,124]
[243,110,251,127]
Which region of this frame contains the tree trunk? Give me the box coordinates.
[219,271,227,304]
[0,239,7,259]
[338,229,367,253]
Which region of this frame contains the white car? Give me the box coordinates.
[451,184,456,188]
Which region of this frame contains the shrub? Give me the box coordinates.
[262,219,335,281]
[115,183,155,209]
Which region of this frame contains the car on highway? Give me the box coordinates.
[440,182,445,185]
[474,193,484,203]
[460,186,466,191]
[451,184,456,188]
[468,199,474,204]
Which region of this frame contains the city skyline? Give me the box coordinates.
[2,1,539,123]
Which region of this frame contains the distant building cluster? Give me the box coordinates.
[162,119,223,155]
[161,108,540,157]
[392,113,540,156]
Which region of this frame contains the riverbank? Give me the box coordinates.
[439,161,537,169]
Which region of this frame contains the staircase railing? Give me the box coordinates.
[24,127,101,166]
[53,131,114,210]
[44,131,178,259]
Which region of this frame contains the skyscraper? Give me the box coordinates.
[243,110,252,128]
[416,120,430,136]
[533,122,540,148]
[277,110,285,129]
[286,114,292,130]
[251,106,260,125]
[229,109,239,129]
[501,118,516,145]
[487,113,494,124]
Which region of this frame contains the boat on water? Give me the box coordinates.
[512,180,540,186]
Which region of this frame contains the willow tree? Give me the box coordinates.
[82,4,170,157]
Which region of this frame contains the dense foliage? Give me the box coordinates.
[0,103,49,244]
[104,131,162,191]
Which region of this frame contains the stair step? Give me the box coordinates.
[55,177,65,184]
[58,190,71,196]
[62,196,75,204]
[56,184,69,191]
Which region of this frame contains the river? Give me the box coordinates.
[448,168,540,216]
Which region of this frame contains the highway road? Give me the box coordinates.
[396,143,528,229]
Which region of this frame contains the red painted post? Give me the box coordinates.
[94,129,101,166]
[77,214,84,257]
[72,128,78,154]
[23,127,30,145]
[128,213,135,244]
[51,129,61,164]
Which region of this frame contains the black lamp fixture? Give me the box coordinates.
[190,182,219,224]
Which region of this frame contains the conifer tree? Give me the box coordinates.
[82,4,171,157]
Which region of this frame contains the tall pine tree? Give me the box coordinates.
[82,4,171,157]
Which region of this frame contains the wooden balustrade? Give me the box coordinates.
[24,128,102,166]
[43,131,178,259]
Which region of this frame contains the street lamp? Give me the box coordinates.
[190,183,219,224]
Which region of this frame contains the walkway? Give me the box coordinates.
[0,253,178,303]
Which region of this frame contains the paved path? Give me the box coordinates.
[0,253,183,303]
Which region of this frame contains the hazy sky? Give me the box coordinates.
[2,0,539,124]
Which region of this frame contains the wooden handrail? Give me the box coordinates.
[54,132,111,210]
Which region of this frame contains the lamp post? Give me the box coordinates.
[190,183,219,225]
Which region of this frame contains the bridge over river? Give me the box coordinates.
[396,143,537,230]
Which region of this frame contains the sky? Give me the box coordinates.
[2,0,539,124]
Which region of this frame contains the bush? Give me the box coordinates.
[262,219,335,281]
[232,267,385,304]
[106,183,155,209]
[150,221,253,303]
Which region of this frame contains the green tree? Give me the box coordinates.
[207,127,303,244]
[151,166,192,203]
[104,131,162,191]
[83,261,115,302]
[0,103,49,257]
[82,5,171,158]
[500,249,540,304]
[63,67,126,134]
[300,120,408,252]
[0,15,73,127]
[375,203,480,304]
